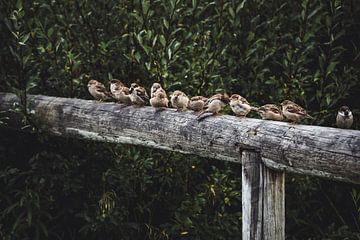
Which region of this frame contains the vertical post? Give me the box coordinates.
[242,150,285,240]
[263,166,285,239]
[242,151,263,239]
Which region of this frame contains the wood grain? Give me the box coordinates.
[242,151,285,240]
[1,92,360,183]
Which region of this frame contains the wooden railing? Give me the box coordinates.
[1,92,360,239]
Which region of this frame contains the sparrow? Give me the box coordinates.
[87,79,111,101]
[229,94,255,118]
[197,93,229,120]
[171,90,190,111]
[129,83,149,106]
[150,82,163,98]
[109,79,131,105]
[189,96,208,112]
[336,106,353,129]
[256,104,284,121]
[150,88,169,109]
[280,100,314,123]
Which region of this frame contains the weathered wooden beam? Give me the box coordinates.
[242,151,263,239]
[242,151,285,240]
[1,92,360,184]
[263,164,285,239]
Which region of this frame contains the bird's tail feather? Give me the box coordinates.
[251,106,259,111]
[197,111,213,121]
[306,114,315,120]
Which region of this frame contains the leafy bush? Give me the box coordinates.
[1,0,360,239]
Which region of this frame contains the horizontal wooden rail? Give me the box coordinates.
[1,92,360,239]
[1,92,360,184]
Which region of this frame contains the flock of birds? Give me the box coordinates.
[87,79,354,129]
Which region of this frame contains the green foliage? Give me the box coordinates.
[1,0,360,239]
[0,132,242,239]
[1,0,359,125]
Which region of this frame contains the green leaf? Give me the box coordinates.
[167,48,172,60]
[326,61,339,76]
[21,32,30,43]
[142,0,150,15]
[159,35,166,47]
[247,32,254,42]
[236,0,246,13]
[163,18,169,30]
[131,12,143,24]
[229,7,235,19]
[173,42,181,51]
[134,52,141,63]
[47,28,54,38]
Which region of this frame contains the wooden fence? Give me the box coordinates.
[1,92,360,239]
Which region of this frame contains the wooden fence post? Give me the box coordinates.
[242,150,285,240]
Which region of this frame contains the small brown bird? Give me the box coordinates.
[129,83,149,106]
[150,88,169,109]
[229,94,254,118]
[280,100,313,123]
[110,79,131,104]
[256,104,284,121]
[336,106,353,129]
[171,90,189,111]
[87,80,111,101]
[197,93,229,120]
[150,83,163,98]
[189,96,208,112]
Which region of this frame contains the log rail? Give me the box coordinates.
[1,92,360,239]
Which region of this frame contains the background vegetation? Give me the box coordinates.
[1,0,360,239]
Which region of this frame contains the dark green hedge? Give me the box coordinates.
[1,0,360,239]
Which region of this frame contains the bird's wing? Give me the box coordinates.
[96,84,107,93]
[136,87,149,101]
[122,87,130,94]
[239,96,250,105]
[96,84,111,96]
[286,104,308,116]
[265,104,281,114]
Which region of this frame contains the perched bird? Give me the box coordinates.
[150,88,169,109]
[197,93,229,120]
[109,79,131,105]
[150,83,163,98]
[87,79,111,101]
[229,94,255,118]
[171,90,190,111]
[256,104,284,121]
[129,83,149,106]
[336,106,353,129]
[189,96,208,112]
[280,100,313,123]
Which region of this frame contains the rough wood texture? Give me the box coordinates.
[242,151,285,240]
[1,92,360,183]
[263,166,285,239]
[242,151,263,240]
